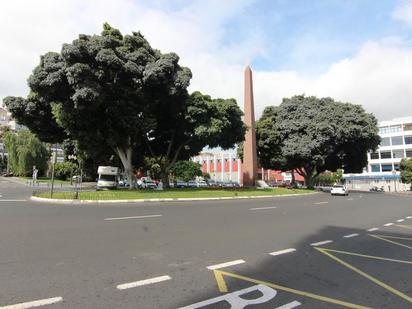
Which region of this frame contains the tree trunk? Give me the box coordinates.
[161,171,170,189]
[116,146,134,190]
[291,170,297,188]
[303,166,315,189]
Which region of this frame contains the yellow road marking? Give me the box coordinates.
[318,247,412,264]
[213,269,228,293]
[394,224,412,230]
[369,234,412,250]
[316,247,412,303]
[369,235,412,241]
[213,269,371,309]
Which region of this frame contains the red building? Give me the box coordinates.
[192,152,304,186]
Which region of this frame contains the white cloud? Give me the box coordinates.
[1,0,412,122]
[392,0,412,26]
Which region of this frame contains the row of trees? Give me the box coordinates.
[4,24,246,188]
[3,24,386,188]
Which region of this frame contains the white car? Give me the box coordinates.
[330,185,349,196]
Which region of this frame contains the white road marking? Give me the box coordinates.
[207,259,245,270]
[384,223,394,226]
[396,219,405,222]
[269,248,296,256]
[314,202,328,205]
[407,216,412,219]
[250,206,277,210]
[104,214,162,221]
[117,275,171,290]
[310,240,333,246]
[0,297,63,309]
[347,198,353,201]
[276,301,302,309]
[367,228,379,232]
[343,233,359,238]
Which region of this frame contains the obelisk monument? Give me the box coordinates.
[243,66,258,187]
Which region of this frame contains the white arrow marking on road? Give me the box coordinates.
[117,275,171,290]
[275,301,302,309]
[0,297,63,309]
[207,259,245,270]
[343,233,359,238]
[269,248,296,256]
[104,214,162,221]
[310,240,333,246]
[250,206,277,210]
[367,228,379,232]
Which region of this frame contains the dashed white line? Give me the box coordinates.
[0,297,63,309]
[117,275,171,290]
[206,259,245,270]
[384,223,394,226]
[407,216,412,219]
[104,214,162,221]
[269,248,296,256]
[275,301,302,309]
[396,219,405,222]
[314,202,328,205]
[250,206,277,210]
[347,198,353,201]
[367,228,379,232]
[310,240,333,246]
[343,233,359,238]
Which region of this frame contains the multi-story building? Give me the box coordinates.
[192,151,304,186]
[344,116,412,191]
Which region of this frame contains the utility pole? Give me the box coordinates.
[50,145,57,198]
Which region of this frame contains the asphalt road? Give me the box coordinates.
[0,177,411,309]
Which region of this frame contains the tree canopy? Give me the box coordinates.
[3,130,49,176]
[256,95,380,187]
[4,24,245,186]
[170,160,202,182]
[400,158,412,189]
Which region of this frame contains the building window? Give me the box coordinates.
[380,137,390,147]
[371,164,380,172]
[381,164,393,172]
[392,149,405,158]
[379,126,389,134]
[390,125,401,133]
[406,149,412,158]
[405,136,412,145]
[394,164,400,171]
[380,151,391,159]
[370,152,379,159]
[391,136,403,146]
[403,123,412,131]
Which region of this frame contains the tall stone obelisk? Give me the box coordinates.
[243,66,258,187]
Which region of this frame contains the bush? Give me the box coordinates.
[54,161,79,180]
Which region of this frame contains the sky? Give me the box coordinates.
[1,0,412,121]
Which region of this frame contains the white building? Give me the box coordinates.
[344,116,412,191]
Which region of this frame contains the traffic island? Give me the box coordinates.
[31,188,316,204]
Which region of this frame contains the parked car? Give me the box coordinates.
[222,181,240,188]
[370,186,384,192]
[196,180,208,188]
[137,177,157,189]
[175,180,187,188]
[187,180,198,188]
[330,185,349,196]
[118,178,129,187]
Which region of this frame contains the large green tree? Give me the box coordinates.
[144,91,246,186]
[4,24,191,185]
[3,130,49,176]
[256,95,380,188]
[400,158,412,190]
[170,160,202,182]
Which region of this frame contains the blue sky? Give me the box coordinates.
[1,0,412,120]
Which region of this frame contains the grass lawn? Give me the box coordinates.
[34,188,313,200]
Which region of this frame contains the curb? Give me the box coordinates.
[30,192,318,205]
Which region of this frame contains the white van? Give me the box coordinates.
[96,166,119,190]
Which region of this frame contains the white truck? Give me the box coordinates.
[96,166,119,190]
